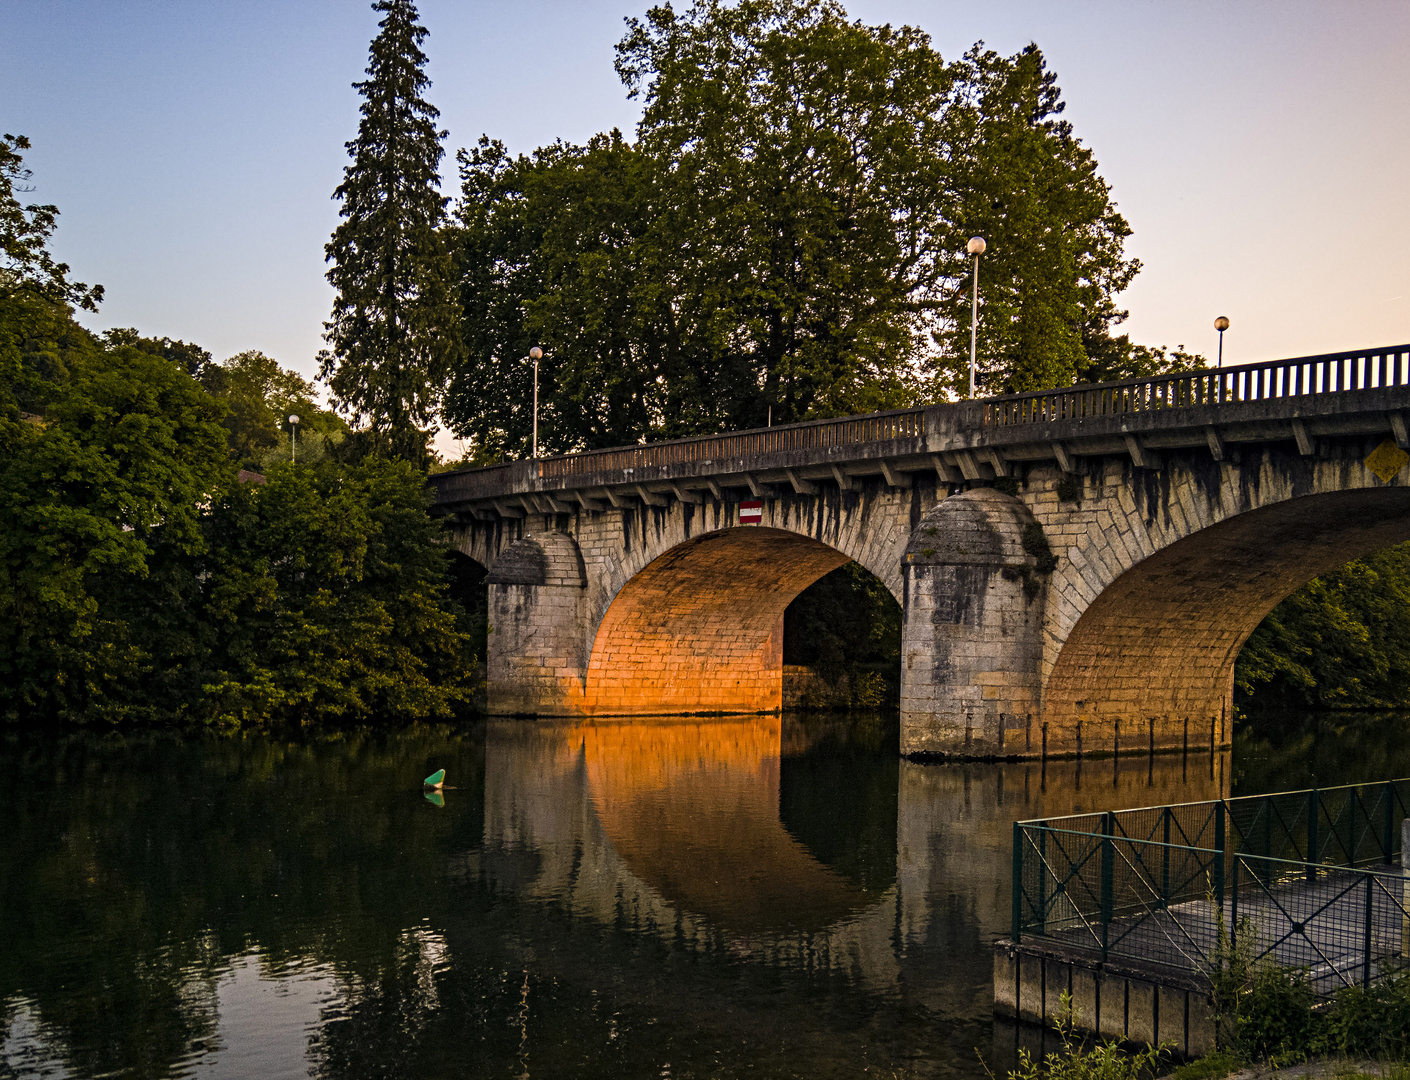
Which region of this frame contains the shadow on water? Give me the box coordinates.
[8,710,1393,1079]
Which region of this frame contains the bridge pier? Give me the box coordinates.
[485,532,589,715]
[899,489,1047,758]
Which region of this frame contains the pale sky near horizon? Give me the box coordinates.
[5,1,1409,453]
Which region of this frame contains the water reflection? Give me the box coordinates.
[0,717,1247,1079]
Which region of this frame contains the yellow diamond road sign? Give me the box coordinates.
[1364,438,1410,483]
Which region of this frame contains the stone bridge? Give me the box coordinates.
[431,345,1410,758]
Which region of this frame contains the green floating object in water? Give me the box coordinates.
[424,768,445,788]
[424,790,445,808]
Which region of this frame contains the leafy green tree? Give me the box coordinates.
[448,131,721,457]
[1074,333,1206,385]
[195,458,477,727]
[101,327,212,377]
[784,562,901,704]
[446,4,1194,457]
[1,133,103,313]
[447,0,954,455]
[932,44,1147,395]
[0,337,230,725]
[617,0,951,424]
[0,135,230,725]
[200,350,347,469]
[1236,541,1410,711]
[321,0,461,462]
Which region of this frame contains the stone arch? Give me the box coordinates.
[1042,484,1410,745]
[479,487,933,717]
[582,527,853,714]
[899,445,1410,757]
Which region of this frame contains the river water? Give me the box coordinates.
[3,710,1408,1079]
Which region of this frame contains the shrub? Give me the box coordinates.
[994,993,1168,1080]
[1315,973,1410,1060]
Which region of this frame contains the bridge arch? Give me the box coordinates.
[900,445,1410,756]
[584,527,850,714]
[1041,477,1410,746]
[479,486,928,716]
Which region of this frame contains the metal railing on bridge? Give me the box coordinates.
[987,344,1410,426]
[538,407,926,480]
[1011,779,1410,996]
[433,343,1410,495]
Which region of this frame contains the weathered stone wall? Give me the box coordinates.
[900,489,1047,757]
[455,478,942,717]
[456,438,1410,755]
[485,532,588,715]
[1021,442,1410,757]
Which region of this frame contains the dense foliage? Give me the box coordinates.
[783,563,901,705]
[443,0,1196,461]
[1,134,477,730]
[1235,541,1410,711]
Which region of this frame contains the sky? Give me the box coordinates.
[5,0,1409,453]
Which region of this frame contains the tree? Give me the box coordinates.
[1,133,103,314]
[617,0,952,424]
[1235,542,1410,712]
[446,0,954,455]
[0,336,230,725]
[201,350,348,469]
[447,131,727,457]
[194,458,478,727]
[321,0,460,463]
[931,44,1149,396]
[445,4,1193,459]
[102,327,212,378]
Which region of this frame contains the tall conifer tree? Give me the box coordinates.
[321,0,459,461]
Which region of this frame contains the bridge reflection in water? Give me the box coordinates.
[0,719,1235,1079]
[469,716,1227,994]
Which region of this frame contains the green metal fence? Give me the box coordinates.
[1011,780,1410,997]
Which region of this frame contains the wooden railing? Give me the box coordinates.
[985,345,1410,427]
[537,408,925,480]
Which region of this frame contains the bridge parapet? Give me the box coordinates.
[431,345,1410,517]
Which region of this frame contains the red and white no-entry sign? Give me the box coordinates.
[739,500,763,525]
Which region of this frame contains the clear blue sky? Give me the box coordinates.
[6,0,1409,439]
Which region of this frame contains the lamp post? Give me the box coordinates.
[528,346,544,458]
[288,414,300,464]
[1214,316,1230,368]
[967,236,986,398]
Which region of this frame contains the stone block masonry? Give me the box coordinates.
[443,376,1410,756]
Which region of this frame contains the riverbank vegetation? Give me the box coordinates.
[6,0,1410,730]
[1000,970,1410,1080]
[1235,543,1410,712]
[1,135,478,729]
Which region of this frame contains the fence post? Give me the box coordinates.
[1162,807,1172,907]
[1012,822,1023,943]
[1037,825,1048,935]
[1308,788,1320,883]
[1101,812,1115,961]
[1363,872,1375,989]
[1231,855,1240,951]
[1385,781,1396,865]
[1214,802,1226,910]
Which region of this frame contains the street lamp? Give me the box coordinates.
[1214,316,1230,368]
[967,236,987,398]
[288,414,300,464]
[528,346,544,458]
